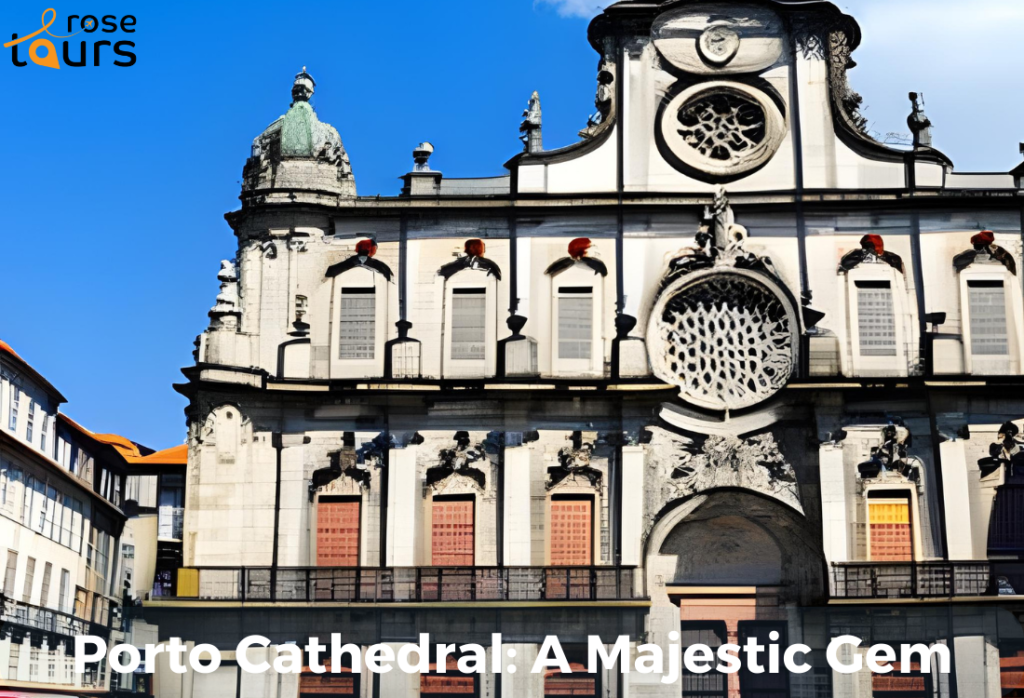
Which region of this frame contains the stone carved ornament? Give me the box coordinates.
[426,431,488,491]
[838,234,905,275]
[953,231,1018,277]
[645,427,803,528]
[580,57,615,140]
[649,188,801,412]
[978,421,1024,479]
[855,422,920,483]
[548,431,604,490]
[309,432,389,501]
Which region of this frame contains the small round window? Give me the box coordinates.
[660,82,786,180]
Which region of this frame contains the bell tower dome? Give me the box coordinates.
[241,67,357,203]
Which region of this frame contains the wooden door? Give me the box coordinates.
[317,498,360,567]
[550,498,593,566]
[432,498,475,567]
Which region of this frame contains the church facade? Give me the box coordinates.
[140,1,1024,697]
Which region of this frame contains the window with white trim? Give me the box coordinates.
[40,412,48,455]
[558,287,594,360]
[3,550,17,597]
[26,399,35,443]
[855,280,896,357]
[339,288,376,360]
[22,556,35,603]
[8,385,19,432]
[451,289,486,360]
[967,280,1009,356]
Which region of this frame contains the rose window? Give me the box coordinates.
[677,93,766,163]
[659,82,786,180]
[647,272,797,411]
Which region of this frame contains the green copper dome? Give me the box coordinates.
[241,68,356,198]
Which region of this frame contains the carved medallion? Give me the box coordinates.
[699,25,740,65]
[648,269,798,411]
[660,82,786,180]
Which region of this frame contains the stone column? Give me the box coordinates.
[378,643,419,697]
[939,440,975,560]
[620,446,645,568]
[386,446,421,567]
[502,643,543,698]
[503,446,532,566]
[818,444,851,565]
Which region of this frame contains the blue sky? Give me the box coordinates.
[1,0,1022,449]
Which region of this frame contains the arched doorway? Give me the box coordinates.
[647,490,825,698]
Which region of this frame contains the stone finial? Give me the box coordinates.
[907,92,933,149]
[520,91,543,154]
[413,142,434,172]
[292,66,315,105]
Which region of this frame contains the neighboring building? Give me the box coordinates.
[0,340,169,697]
[80,1,1024,697]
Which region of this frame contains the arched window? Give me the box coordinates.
[545,239,608,378]
[438,240,502,379]
[326,240,394,380]
[837,235,918,377]
[955,232,1023,375]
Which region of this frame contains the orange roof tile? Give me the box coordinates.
[128,443,187,466]
[58,413,144,459]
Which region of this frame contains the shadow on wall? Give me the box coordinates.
[658,490,826,605]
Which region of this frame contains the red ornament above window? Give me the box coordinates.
[972,230,996,247]
[355,239,378,257]
[860,234,885,256]
[569,237,593,259]
[464,239,486,257]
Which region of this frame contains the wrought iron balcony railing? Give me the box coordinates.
[169,566,643,603]
[1,595,111,639]
[830,561,1024,599]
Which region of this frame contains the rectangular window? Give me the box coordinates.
[40,562,52,608]
[7,643,19,679]
[158,475,185,540]
[9,385,19,431]
[968,280,1009,356]
[22,556,35,603]
[40,413,48,454]
[3,550,17,597]
[431,497,475,567]
[26,399,35,443]
[317,497,361,567]
[549,497,593,566]
[856,280,897,357]
[451,289,486,360]
[558,288,593,360]
[870,498,913,562]
[339,288,376,360]
[59,569,70,613]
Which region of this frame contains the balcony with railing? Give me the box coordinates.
[831,561,1024,600]
[1,595,111,641]
[166,566,643,604]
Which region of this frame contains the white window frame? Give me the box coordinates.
[330,266,391,379]
[549,264,605,377]
[441,271,498,378]
[9,385,19,433]
[26,399,35,444]
[862,484,924,563]
[959,266,1024,376]
[840,265,916,378]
